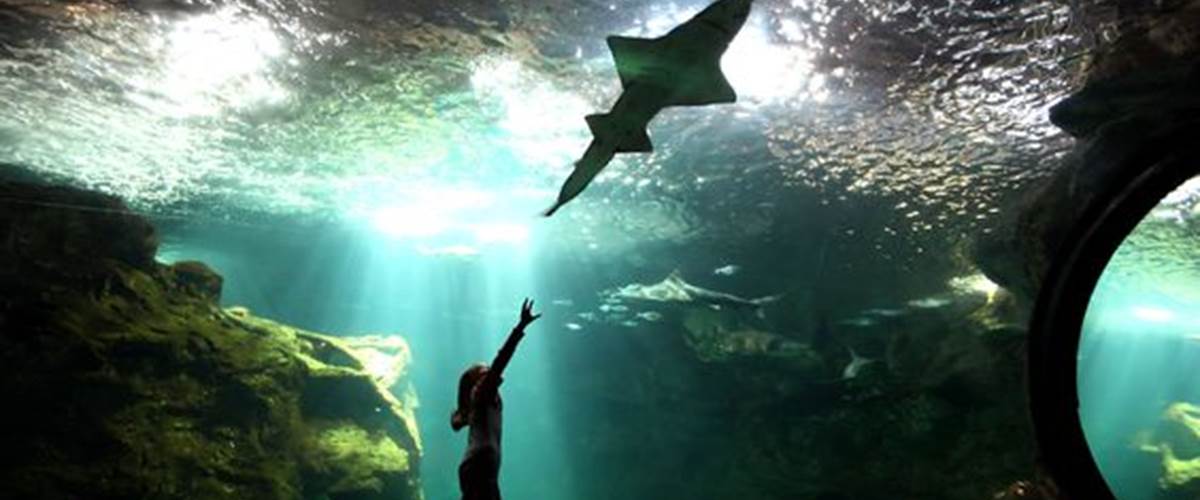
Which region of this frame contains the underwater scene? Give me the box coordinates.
[1,0,1198,498]
[1080,175,1200,500]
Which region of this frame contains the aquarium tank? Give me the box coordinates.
[0,0,1197,498]
[1079,175,1200,500]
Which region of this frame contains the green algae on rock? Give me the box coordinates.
[0,181,423,500]
[1135,402,1200,497]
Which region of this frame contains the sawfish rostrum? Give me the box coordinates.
[543,0,754,216]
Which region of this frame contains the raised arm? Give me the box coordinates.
[480,298,541,393]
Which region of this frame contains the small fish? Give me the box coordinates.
[713,264,741,276]
[864,308,906,317]
[842,347,876,380]
[636,311,663,322]
[907,297,952,309]
[552,299,575,307]
[577,312,598,322]
[838,317,876,327]
[565,323,583,331]
[599,304,630,313]
[620,320,639,328]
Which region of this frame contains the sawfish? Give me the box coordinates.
[543,0,755,215]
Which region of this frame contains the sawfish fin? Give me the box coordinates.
[607,36,661,89]
[585,113,653,153]
[842,346,876,380]
[606,35,738,106]
[848,346,876,364]
[667,59,737,106]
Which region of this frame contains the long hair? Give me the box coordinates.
[451,364,489,431]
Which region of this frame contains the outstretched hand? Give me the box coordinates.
[518,298,541,327]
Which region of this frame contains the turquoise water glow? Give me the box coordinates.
[159,219,584,499]
[1079,176,1200,500]
[1,0,1137,496]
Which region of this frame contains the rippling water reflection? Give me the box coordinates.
[0,0,1124,248]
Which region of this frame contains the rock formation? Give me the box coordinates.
[0,180,423,499]
[555,288,1038,500]
[1137,402,1200,497]
[974,2,1200,304]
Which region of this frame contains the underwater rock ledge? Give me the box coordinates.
[972,1,1200,303]
[0,181,423,499]
[975,59,1200,304]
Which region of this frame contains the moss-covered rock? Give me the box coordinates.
[1137,402,1200,497]
[0,181,423,499]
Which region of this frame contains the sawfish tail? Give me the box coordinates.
[544,149,609,217]
[542,165,584,217]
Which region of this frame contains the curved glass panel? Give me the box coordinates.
[1080,175,1200,500]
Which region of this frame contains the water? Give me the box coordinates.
[147,200,1020,499]
[1079,176,1200,500]
[0,0,1173,498]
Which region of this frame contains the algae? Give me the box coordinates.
[0,181,423,499]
